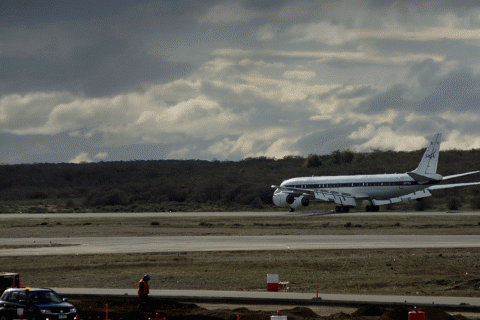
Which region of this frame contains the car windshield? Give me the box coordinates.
[28,291,63,304]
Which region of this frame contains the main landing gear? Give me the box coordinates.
[335,205,350,213]
[365,205,380,212]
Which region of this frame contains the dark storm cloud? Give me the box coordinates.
[365,0,480,11]
[0,37,193,96]
[297,131,352,156]
[5,0,478,98]
[0,0,201,96]
[0,0,203,27]
[366,59,480,114]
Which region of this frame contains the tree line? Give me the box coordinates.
[1,148,480,213]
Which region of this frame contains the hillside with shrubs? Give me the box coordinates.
[1,148,480,213]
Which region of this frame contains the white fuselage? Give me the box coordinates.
[278,173,437,200]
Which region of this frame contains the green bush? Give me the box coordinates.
[304,154,322,168]
[447,198,462,211]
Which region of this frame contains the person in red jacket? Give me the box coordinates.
[138,274,150,305]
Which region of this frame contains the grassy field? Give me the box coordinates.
[2,212,480,297]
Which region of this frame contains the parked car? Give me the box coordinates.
[0,288,77,320]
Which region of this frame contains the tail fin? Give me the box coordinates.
[407,133,443,183]
[414,132,441,174]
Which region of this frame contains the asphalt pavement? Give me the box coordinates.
[3,234,480,256]
[53,287,480,312]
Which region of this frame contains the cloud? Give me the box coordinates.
[257,24,277,41]
[443,129,480,149]
[94,152,109,161]
[283,70,316,81]
[3,48,480,163]
[287,21,358,45]
[206,128,291,159]
[198,1,260,24]
[213,48,445,66]
[0,37,193,97]
[167,147,194,160]
[0,92,76,132]
[69,152,93,164]
[0,1,196,97]
[365,59,480,114]
[348,126,428,152]
[4,1,480,164]
[148,96,250,139]
[69,151,109,164]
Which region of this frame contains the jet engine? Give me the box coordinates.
[272,192,295,207]
[290,195,309,210]
[273,191,309,211]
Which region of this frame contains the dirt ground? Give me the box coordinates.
[69,296,471,320]
[3,212,480,319]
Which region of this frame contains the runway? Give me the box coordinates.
[2,211,480,219]
[2,211,480,256]
[2,234,480,256]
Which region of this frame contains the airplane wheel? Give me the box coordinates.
[289,207,295,212]
[335,206,341,213]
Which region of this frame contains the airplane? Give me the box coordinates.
[272,133,480,212]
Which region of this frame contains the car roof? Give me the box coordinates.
[4,288,52,292]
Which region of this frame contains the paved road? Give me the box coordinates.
[53,288,480,312]
[0,212,281,219]
[2,234,480,256]
[2,211,480,219]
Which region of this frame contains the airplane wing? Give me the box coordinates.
[272,185,362,206]
[271,185,316,203]
[272,185,361,206]
[372,189,432,206]
[271,185,314,194]
[313,189,361,207]
[372,181,480,206]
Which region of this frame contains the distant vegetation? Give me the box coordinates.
[1,148,480,213]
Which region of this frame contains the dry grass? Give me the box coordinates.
[2,213,480,237]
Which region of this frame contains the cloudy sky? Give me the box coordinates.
[3,0,480,164]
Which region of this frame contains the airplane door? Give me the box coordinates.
[399,177,405,190]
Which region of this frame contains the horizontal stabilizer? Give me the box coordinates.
[407,172,443,184]
[442,171,480,180]
[428,181,480,190]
